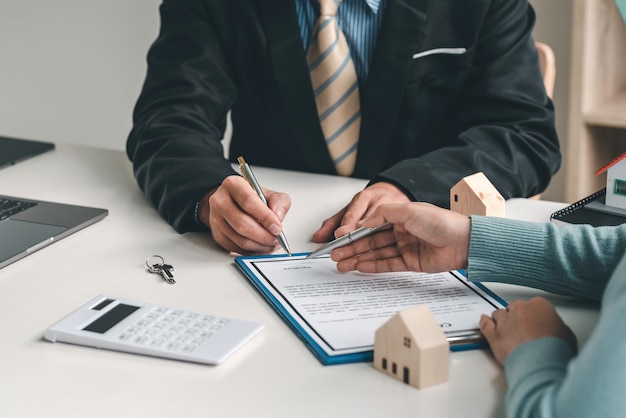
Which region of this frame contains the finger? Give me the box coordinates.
[331,230,397,260]
[363,204,420,232]
[345,183,411,225]
[213,177,282,249]
[490,308,508,327]
[224,177,287,241]
[266,189,291,221]
[313,208,346,242]
[333,223,362,239]
[341,193,370,227]
[330,242,400,263]
[227,212,281,248]
[355,239,400,261]
[354,255,409,274]
[334,244,404,273]
[333,248,397,273]
[359,211,390,229]
[479,314,496,340]
[211,216,279,255]
[234,190,283,236]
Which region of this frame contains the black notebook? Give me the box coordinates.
[550,188,626,227]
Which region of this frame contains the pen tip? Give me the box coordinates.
[237,156,245,164]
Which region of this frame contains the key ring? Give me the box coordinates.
[145,255,176,284]
[146,254,165,273]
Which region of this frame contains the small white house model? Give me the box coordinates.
[595,152,626,210]
[450,172,505,217]
[373,306,449,389]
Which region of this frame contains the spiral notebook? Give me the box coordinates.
[550,188,626,227]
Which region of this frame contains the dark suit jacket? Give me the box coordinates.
[127,0,561,233]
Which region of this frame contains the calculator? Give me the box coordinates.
[44,295,264,365]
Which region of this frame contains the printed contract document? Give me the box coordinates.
[235,254,506,365]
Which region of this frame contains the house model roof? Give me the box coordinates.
[595,152,626,176]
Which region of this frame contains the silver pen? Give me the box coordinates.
[237,156,292,255]
[305,222,390,259]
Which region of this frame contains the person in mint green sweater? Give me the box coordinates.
[331,202,626,418]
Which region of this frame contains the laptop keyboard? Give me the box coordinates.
[0,198,37,221]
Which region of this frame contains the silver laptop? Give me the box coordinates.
[0,136,108,269]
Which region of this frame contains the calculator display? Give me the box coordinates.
[82,303,140,334]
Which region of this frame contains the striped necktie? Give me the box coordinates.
[306,0,361,176]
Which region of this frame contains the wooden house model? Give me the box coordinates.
[373,306,449,389]
[450,172,505,217]
[596,152,626,210]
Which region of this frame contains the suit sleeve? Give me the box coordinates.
[373,0,561,207]
[126,0,237,233]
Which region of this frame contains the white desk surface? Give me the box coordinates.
[0,144,597,418]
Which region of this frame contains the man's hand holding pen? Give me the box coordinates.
[238,157,291,255]
[196,156,412,257]
[197,171,292,256]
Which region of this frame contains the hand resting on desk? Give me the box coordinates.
[480,297,577,365]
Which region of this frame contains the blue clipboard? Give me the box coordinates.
[235,253,507,365]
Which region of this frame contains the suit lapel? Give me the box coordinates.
[353,0,428,178]
[259,0,336,174]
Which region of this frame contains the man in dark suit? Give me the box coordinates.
[127,0,561,255]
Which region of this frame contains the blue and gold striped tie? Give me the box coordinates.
[307,0,361,176]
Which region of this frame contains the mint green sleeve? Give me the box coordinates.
[467,217,626,417]
[467,216,626,300]
[503,337,574,417]
[502,254,626,417]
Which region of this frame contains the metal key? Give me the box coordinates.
[158,264,176,284]
[146,255,176,285]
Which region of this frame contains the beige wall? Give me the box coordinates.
[531,0,573,202]
[0,1,160,151]
[0,1,572,201]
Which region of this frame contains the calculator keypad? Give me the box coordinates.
[118,306,229,353]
